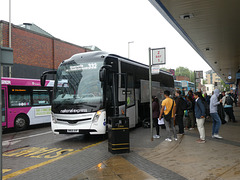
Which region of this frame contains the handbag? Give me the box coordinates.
[164,100,174,122]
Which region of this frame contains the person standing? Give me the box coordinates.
[234,93,238,107]
[229,90,238,107]
[188,90,196,128]
[222,93,237,122]
[159,90,177,142]
[185,96,195,130]
[210,89,223,139]
[175,90,185,135]
[182,88,186,96]
[194,92,206,143]
[152,96,161,138]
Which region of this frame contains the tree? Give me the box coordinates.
[160,67,168,71]
[202,79,207,85]
[175,67,195,82]
[220,80,230,92]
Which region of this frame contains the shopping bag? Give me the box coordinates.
[158,118,165,125]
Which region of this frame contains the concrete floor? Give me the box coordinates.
[70,107,240,180]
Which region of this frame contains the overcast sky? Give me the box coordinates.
[1,0,211,73]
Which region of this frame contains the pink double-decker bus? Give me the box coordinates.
[1,77,54,131]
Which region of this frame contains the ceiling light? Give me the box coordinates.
[205,47,211,51]
[180,13,194,20]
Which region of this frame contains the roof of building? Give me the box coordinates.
[18,23,54,37]
[83,45,101,51]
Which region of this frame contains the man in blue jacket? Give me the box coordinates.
[210,89,223,139]
[194,92,206,143]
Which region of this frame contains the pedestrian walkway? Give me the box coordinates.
[70,107,240,180]
[9,107,240,180]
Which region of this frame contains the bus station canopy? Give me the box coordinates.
[149,0,240,83]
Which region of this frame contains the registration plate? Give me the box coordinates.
[67,129,79,133]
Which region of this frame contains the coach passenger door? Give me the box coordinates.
[2,88,7,128]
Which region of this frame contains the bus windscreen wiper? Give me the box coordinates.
[79,102,97,108]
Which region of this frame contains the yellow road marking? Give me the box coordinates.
[2,169,12,174]
[110,143,129,146]
[112,128,129,130]
[3,147,74,159]
[3,141,103,180]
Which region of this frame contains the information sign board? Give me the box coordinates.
[195,71,203,79]
[152,48,166,65]
[196,79,201,83]
[151,65,160,75]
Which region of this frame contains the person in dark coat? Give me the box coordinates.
[175,90,185,135]
[152,96,160,138]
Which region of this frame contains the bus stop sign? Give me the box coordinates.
[0,47,13,65]
[152,48,166,65]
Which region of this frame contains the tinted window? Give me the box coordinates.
[9,87,31,107]
[33,89,50,105]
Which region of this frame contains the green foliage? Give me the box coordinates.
[160,67,168,71]
[220,80,230,91]
[175,67,195,82]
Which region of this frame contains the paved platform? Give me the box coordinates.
[8,107,240,180]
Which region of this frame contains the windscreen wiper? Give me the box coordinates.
[79,102,97,108]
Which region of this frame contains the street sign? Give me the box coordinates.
[195,71,203,79]
[196,79,201,83]
[151,65,160,75]
[152,48,166,65]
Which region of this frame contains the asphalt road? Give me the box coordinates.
[2,123,105,178]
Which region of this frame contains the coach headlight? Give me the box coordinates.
[52,113,57,123]
[93,110,102,122]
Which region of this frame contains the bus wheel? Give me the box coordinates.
[14,115,29,131]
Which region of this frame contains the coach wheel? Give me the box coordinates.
[14,116,29,131]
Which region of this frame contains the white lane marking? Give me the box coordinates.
[2,131,52,144]
[2,140,21,146]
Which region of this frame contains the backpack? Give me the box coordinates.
[187,101,192,110]
[203,100,210,116]
[226,96,233,106]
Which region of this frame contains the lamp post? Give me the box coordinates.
[9,0,12,77]
[128,41,134,59]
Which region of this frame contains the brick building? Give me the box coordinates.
[0,20,89,79]
[176,76,190,81]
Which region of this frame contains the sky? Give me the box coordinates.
[0,0,212,73]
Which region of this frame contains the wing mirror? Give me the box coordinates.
[99,65,112,82]
[40,70,57,86]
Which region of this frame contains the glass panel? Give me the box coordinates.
[33,90,50,105]
[2,90,6,123]
[53,61,103,105]
[9,94,31,107]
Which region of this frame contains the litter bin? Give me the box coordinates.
[108,116,129,154]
